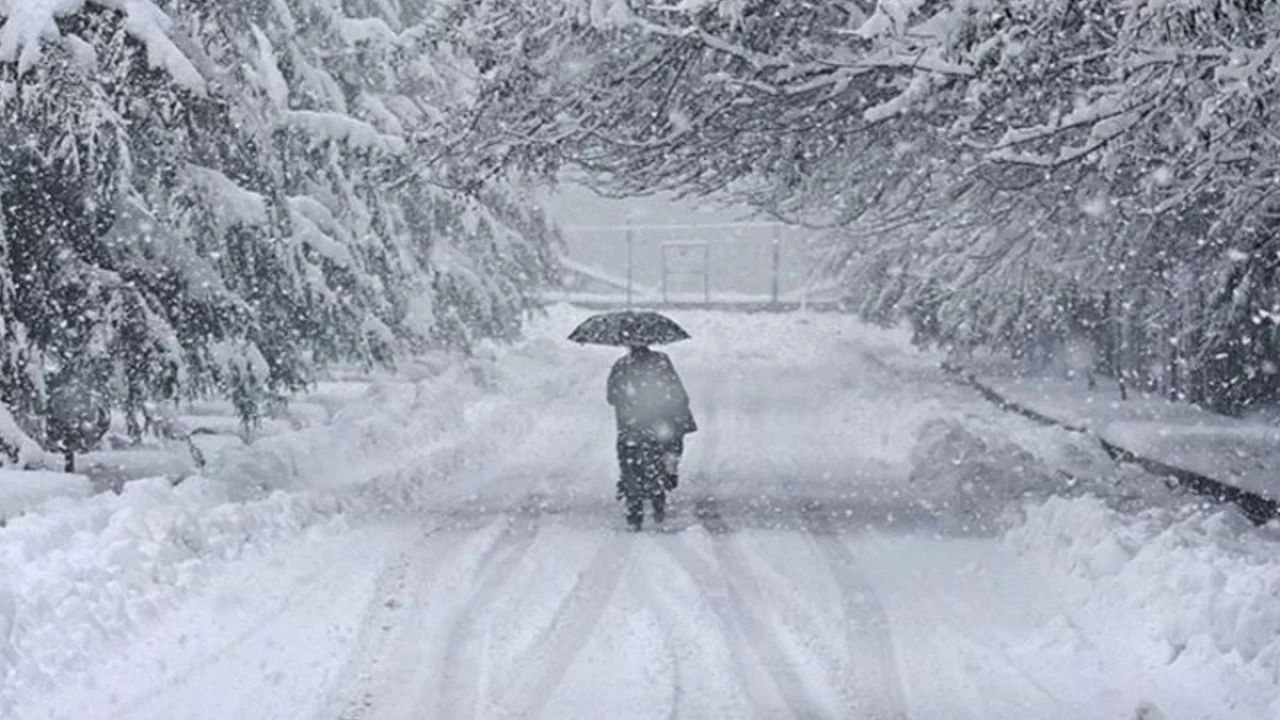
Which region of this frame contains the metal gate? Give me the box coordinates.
[660,241,710,304]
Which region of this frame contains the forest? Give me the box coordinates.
[2,0,1279,466]
[454,0,1280,414]
[0,0,562,463]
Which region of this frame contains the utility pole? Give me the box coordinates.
[625,219,633,308]
[770,224,781,307]
[703,243,711,305]
[661,249,669,305]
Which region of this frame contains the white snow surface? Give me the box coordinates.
[0,470,91,524]
[975,368,1280,500]
[5,306,1279,719]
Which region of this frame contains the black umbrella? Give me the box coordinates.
[568,310,691,347]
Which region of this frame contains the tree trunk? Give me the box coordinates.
[1168,308,1181,402]
[1116,297,1130,401]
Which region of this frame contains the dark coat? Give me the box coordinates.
[607,347,696,439]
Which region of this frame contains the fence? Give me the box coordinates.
[556,220,840,310]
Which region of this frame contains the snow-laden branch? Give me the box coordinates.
[280,111,407,154]
[0,0,205,91]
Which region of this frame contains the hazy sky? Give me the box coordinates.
[540,183,821,298]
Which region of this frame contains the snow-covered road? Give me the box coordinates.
[10,309,1277,720]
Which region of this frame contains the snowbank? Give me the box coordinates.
[1005,496,1280,718]
[900,349,1280,715]
[0,470,91,524]
[0,318,595,715]
[901,392,1280,715]
[907,417,1059,528]
[901,400,1176,530]
[0,477,345,713]
[976,372,1280,501]
[77,448,199,492]
[212,338,588,502]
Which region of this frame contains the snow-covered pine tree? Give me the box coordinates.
[0,1,209,457]
[0,0,561,457]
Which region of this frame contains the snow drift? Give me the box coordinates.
[0,471,92,525]
[907,417,1058,528]
[0,313,593,716]
[1007,497,1280,718]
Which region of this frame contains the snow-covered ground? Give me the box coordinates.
[0,471,91,525]
[971,369,1280,501]
[5,306,1279,719]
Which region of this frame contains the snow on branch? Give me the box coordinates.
[0,0,205,91]
[250,25,288,110]
[0,0,63,74]
[337,17,398,45]
[183,164,269,230]
[280,110,407,154]
[106,195,232,303]
[209,338,270,381]
[101,0,204,91]
[356,93,406,135]
[0,401,53,468]
[863,72,936,123]
[287,196,358,269]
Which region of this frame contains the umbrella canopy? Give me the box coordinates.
[568,310,691,347]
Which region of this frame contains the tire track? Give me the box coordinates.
[327,522,451,720]
[496,530,634,718]
[744,357,910,720]
[656,378,782,719]
[331,379,607,720]
[330,556,413,720]
[798,502,909,720]
[326,512,526,720]
[686,498,830,720]
[735,356,909,719]
[435,498,545,720]
[658,532,787,720]
[759,405,909,715]
[323,512,504,720]
[668,375,828,719]
[627,550,693,720]
[411,384,611,720]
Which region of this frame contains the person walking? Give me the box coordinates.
[607,344,696,530]
[568,309,696,531]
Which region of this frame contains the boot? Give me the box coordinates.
[625,497,644,531]
[652,493,666,524]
